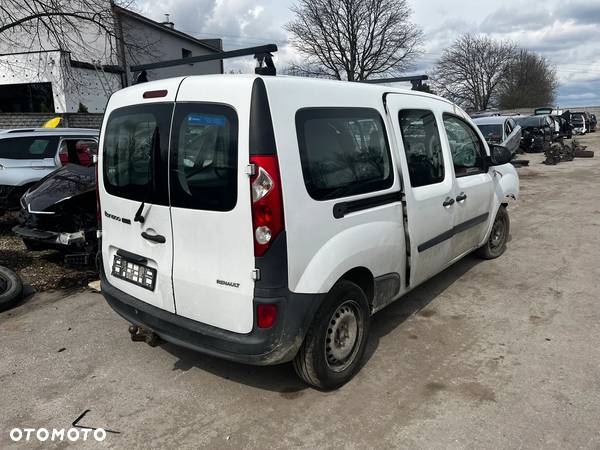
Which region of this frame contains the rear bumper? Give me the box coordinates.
[100,270,324,366]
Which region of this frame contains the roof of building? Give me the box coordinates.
[113,6,222,53]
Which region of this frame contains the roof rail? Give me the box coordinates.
[360,75,428,89]
[7,129,35,133]
[131,44,278,84]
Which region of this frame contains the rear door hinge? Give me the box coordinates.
[245,164,256,176]
[251,268,261,281]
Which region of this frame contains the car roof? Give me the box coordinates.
[0,128,99,138]
[112,73,458,109]
[472,116,508,125]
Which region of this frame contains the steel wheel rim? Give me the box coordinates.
[490,214,506,249]
[325,300,363,373]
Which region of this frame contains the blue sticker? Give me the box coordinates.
[187,114,227,126]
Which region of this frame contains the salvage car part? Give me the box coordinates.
[13,163,97,259]
[0,266,23,312]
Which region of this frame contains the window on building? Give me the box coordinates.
[0,82,55,113]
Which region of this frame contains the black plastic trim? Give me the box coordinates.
[116,248,147,264]
[101,269,325,365]
[249,78,276,155]
[333,191,401,219]
[418,212,489,252]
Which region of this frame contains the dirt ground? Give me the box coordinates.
[0,213,97,291]
[0,131,599,449]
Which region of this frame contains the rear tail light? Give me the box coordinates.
[257,304,277,328]
[249,155,284,256]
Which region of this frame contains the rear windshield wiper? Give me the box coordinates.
[134,127,160,224]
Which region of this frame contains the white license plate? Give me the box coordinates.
[112,255,156,291]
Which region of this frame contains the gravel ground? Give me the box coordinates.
[0,131,599,449]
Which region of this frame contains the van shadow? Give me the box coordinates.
[161,254,483,395]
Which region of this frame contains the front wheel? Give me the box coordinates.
[477,206,510,259]
[293,280,370,390]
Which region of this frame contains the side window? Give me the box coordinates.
[398,109,444,187]
[0,136,58,160]
[295,108,393,200]
[58,139,97,166]
[443,114,486,177]
[170,103,238,211]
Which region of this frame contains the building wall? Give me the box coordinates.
[0,113,104,129]
[121,15,222,85]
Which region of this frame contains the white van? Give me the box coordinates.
[98,75,518,389]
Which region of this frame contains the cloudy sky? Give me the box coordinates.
[137,0,600,106]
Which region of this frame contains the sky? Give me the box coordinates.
[136,0,600,107]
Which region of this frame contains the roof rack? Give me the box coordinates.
[131,44,278,84]
[360,75,428,89]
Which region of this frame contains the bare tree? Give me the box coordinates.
[285,0,423,81]
[0,0,156,89]
[432,34,516,111]
[498,49,558,109]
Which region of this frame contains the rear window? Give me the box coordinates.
[477,124,503,141]
[0,136,58,159]
[103,104,172,205]
[170,103,238,211]
[295,108,393,200]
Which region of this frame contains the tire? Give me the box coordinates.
[293,280,370,390]
[0,266,23,312]
[477,206,510,260]
[574,149,594,158]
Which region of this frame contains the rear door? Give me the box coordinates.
[386,95,456,287]
[100,92,177,313]
[169,78,255,334]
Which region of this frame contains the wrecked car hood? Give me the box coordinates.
[22,164,95,212]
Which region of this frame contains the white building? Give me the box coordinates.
[0,5,223,114]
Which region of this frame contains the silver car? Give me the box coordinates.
[0,128,99,210]
[473,116,522,156]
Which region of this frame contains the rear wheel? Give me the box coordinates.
[477,206,510,259]
[0,266,23,312]
[293,280,370,390]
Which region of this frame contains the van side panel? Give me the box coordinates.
[263,78,406,297]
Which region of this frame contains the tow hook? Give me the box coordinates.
[128,324,160,347]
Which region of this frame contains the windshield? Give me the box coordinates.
[476,124,503,142]
[0,136,58,159]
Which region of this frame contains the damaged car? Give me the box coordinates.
[513,115,554,153]
[13,160,97,263]
[473,116,522,156]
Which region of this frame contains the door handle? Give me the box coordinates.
[456,192,467,202]
[442,197,455,207]
[141,231,166,243]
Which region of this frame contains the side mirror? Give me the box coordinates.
[490,144,512,166]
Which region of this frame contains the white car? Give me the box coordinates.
[0,128,99,210]
[98,75,519,389]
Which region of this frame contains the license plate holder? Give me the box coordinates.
[112,254,156,291]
